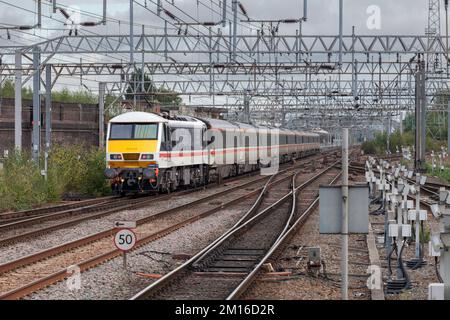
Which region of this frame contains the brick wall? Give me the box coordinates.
[0,98,100,152]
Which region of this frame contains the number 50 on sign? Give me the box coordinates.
[114,229,137,251]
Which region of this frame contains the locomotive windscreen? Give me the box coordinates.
[110,123,158,140]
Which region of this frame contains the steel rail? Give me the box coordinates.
[0,196,117,225]
[0,152,328,272]
[130,161,340,300]
[0,150,329,243]
[0,158,305,299]
[226,170,343,299]
[0,156,317,246]
[0,168,297,274]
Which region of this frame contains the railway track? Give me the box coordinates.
[0,151,337,247]
[131,162,342,300]
[0,153,336,300]
[0,196,117,226]
[0,167,285,231]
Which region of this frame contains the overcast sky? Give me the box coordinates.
[0,0,441,99]
[0,0,433,37]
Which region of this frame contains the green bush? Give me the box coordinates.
[47,144,111,197]
[0,152,49,210]
[361,141,377,154]
[362,130,418,155]
[426,162,450,182]
[0,145,110,211]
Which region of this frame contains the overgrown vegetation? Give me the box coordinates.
[1,70,182,116]
[0,70,183,212]
[0,145,110,211]
[0,80,98,104]
[425,162,450,183]
[361,130,415,155]
[362,100,448,155]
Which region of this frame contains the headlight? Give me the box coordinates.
[141,154,154,160]
[110,154,123,160]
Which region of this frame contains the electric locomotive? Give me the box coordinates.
[104,111,320,195]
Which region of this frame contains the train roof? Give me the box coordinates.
[110,113,320,137]
[312,128,330,135]
[109,112,205,128]
[198,118,241,130]
[109,112,168,123]
[301,131,320,137]
[168,117,206,128]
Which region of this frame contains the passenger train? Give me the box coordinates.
[104,111,321,194]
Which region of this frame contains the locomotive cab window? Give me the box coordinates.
[135,124,158,139]
[109,123,158,140]
[110,124,133,139]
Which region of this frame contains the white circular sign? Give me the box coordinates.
[114,229,136,252]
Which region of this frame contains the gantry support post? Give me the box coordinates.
[44,64,52,179]
[32,46,41,163]
[415,60,426,172]
[14,50,22,151]
[448,100,450,154]
[99,82,106,149]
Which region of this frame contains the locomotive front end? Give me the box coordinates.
[104,112,167,195]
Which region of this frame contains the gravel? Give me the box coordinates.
[25,203,256,300]
[24,166,321,299]
[0,177,267,264]
[371,204,441,300]
[242,172,371,300]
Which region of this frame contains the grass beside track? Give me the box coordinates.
[0,146,110,212]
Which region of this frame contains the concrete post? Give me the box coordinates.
[400,111,404,135]
[341,128,349,300]
[99,82,105,149]
[32,46,41,163]
[415,61,426,172]
[44,64,52,180]
[45,65,52,151]
[14,51,22,151]
[447,101,450,154]
[338,0,343,67]
[387,115,391,153]
[415,174,422,259]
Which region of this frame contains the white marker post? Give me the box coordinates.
[114,228,137,270]
[341,128,349,300]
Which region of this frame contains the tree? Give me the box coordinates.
[0,79,97,104]
[124,68,182,106]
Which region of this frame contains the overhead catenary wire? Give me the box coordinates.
[145,0,297,108]
[0,0,131,63]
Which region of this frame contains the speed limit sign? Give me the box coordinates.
[114,229,137,252]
